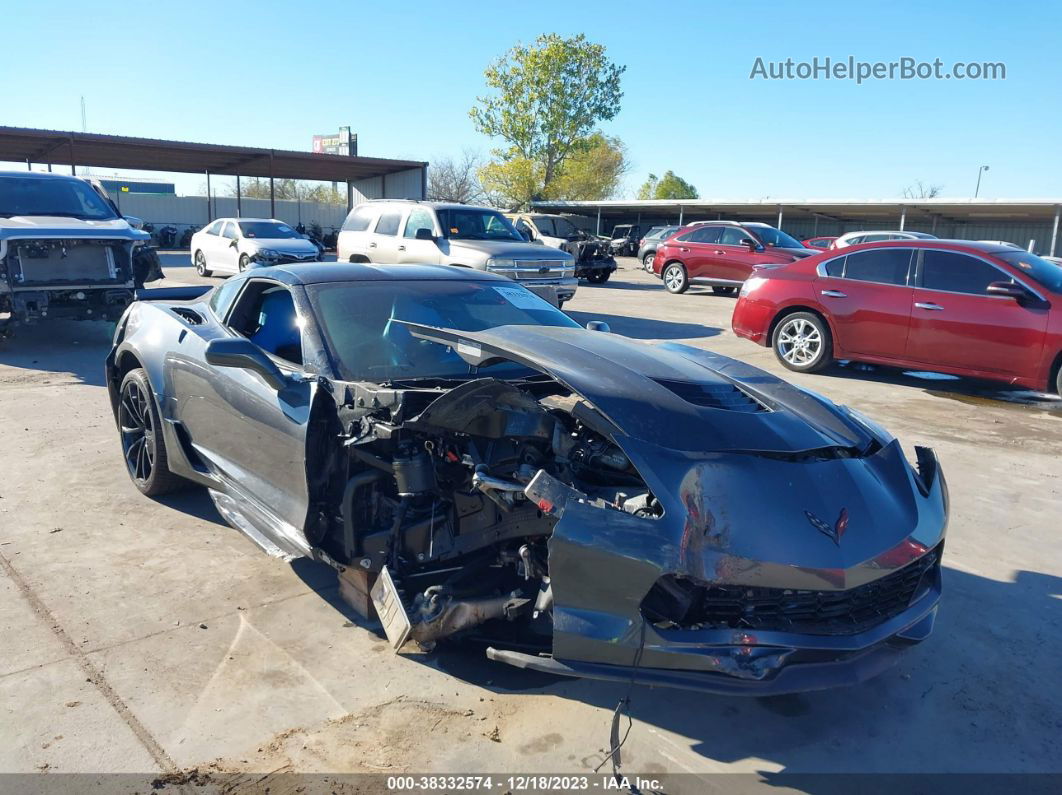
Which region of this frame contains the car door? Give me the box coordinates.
[711,226,755,282]
[396,206,442,264]
[904,249,1049,377]
[369,209,403,263]
[338,204,380,262]
[815,246,915,358]
[175,279,315,539]
[216,221,240,272]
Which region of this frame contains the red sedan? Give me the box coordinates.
[732,240,1062,394]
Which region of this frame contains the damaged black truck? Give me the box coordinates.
[106,263,948,695]
[0,171,162,334]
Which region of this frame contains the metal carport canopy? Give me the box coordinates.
[0,126,427,182]
[532,198,1062,223]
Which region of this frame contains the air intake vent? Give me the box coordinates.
[170,307,204,325]
[652,378,766,412]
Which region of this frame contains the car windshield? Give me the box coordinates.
[650,226,679,239]
[0,176,118,220]
[996,250,1062,293]
[238,221,300,239]
[437,208,522,241]
[748,226,803,248]
[310,280,580,382]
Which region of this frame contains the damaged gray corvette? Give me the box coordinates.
[106,263,948,695]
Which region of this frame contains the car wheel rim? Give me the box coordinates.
[195,252,205,274]
[644,255,654,268]
[119,381,155,483]
[777,318,822,365]
[664,267,683,290]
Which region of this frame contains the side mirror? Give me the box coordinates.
[518,229,533,242]
[415,227,436,241]
[586,320,611,333]
[205,337,287,391]
[986,281,1028,301]
[229,239,239,248]
[741,238,758,251]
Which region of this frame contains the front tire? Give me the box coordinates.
[662,262,689,294]
[643,253,655,270]
[712,285,738,296]
[194,250,211,277]
[1055,362,1062,396]
[118,369,184,496]
[586,270,611,284]
[772,312,834,373]
[238,254,250,272]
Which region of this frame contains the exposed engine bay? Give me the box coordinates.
[317,377,661,650]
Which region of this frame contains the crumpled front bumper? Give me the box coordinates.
[502,437,948,695]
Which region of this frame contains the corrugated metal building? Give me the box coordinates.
[532,198,1062,255]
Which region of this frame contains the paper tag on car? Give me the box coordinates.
[457,340,482,358]
[494,285,545,310]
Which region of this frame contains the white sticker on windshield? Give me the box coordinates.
[493,285,546,310]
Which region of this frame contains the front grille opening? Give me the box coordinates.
[652,378,766,412]
[642,547,940,636]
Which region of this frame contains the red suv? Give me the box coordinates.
[652,221,813,295]
[732,240,1062,394]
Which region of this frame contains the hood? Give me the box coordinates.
[244,237,318,253]
[0,216,148,242]
[403,323,874,454]
[447,238,575,262]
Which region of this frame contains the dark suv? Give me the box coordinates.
[652,221,813,295]
[608,224,642,257]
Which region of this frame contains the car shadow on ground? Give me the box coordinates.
[579,279,663,293]
[818,361,1061,412]
[566,310,722,341]
[293,560,1061,773]
[0,319,114,387]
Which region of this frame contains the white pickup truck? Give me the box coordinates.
[0,171,161,334]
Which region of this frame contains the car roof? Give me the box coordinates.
[254,262,507,286]
[0,170,87,181]
[364,199,501,212]
[839,239,1019,255]
[839,230,934,237]
[211,217,281,224]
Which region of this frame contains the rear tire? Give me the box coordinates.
[712,285,738,296]
[662,262,689,294]
[194,250,211,277]
[772,312,833,373]
[643,253,655,270]
[118,369,185,496]
[238,254,250,272]
[586,270,611,284]
[1055,362,1062,396]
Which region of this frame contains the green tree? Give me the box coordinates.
[471,33,625,207]
[223,178,343,204]
[637,171,699,200]
[547,133,629,201]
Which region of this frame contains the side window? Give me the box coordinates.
[861,234,891,243]
[823,256,846,277]
[342,204,379,232]
[205,220,223,236]
[921,251,1006,295]
[374,211,401,236]
[674,230,697,243]
[843,248,913,285]
[514,219,534,239]
[403,207,435,239]
[226,282,303,365]
[720,227,750,245]
[221,222,237,240]
[691,226,723,244]
[846,235,865,245]
[209,277,244,319]
[533,217,555,236]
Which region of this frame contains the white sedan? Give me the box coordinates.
[190,217,320,276]
[830,230,937,249]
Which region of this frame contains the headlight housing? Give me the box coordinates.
[255,248,280,261]
[485,258,517,271]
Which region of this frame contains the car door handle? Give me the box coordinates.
[397,245,406,251]
[714,250,725,254]
[914,302,943,311]
[679,247,690,252]
[821,289,848,298]
[368,242,377,248]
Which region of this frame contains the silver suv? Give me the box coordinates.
[337,201,577,306]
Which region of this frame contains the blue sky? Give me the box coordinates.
[4,0,1059,199]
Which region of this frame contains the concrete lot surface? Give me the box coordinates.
[1,255,1060,784]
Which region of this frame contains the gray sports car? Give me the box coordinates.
[106,263,948,695]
